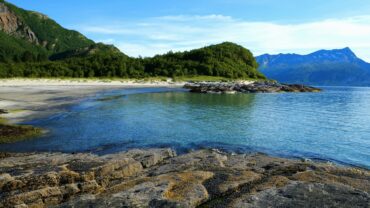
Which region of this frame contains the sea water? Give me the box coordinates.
[1,87,369,169]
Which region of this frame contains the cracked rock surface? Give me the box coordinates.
[0,149,369,207]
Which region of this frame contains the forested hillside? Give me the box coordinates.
[0,0,265,80]
[0,42,265,79]
[0,0,93,62]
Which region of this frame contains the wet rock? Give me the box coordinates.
[60,184,80,198]
[184,81,321,94]
[20,172,60,191]
[0,109,8,114]
[4,187,63,207]
[2,179,25,192]
[0,149,369,208]
[78,180,102,194]
[93,158,143,180]
[65,171,213,208]
[230,182,370,208]
[149,150,228,176]
[0,152,11,159]
[162,171,214,207]
[291,170,370,193]
[59,170,81,184]
[215,171,262,194]
[57,194,96,208]
[103,148,176,168]
[252,175,290,192]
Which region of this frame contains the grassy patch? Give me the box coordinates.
[8,109,26,114]
[0,117,8,124]
[0,123,42,144]
[0,113,42,144]
[174,76,231,82]
[173,75,263,82]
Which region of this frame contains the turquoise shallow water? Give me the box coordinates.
[1,87,370,169]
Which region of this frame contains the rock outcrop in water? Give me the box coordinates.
[0,109,8,114]
[184,81,321,94]
[0,149,369,207]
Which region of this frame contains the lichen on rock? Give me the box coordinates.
[0,149,368,208]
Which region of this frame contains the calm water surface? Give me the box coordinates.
[1,87,370,169]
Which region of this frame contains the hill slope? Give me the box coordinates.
[0,1,264,80]
[0,42,266,79]
[256,48,370,86]
[143,42,265,79]
[0,0,94,62]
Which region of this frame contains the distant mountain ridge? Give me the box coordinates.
[256,48,370,86]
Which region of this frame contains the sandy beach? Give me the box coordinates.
[0,78,185,123]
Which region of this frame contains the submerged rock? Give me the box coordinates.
[184,81,321,94]
[0,149,368,208]
[0,109,8,114]
[0,124,42,144]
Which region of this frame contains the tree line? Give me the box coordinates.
[0,42,266,79]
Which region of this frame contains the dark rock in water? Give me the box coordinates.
[96,95,126,102]
[0,149,368,208]
[0,109,8,114]
[0,124,42,144]
[184,81,321,94]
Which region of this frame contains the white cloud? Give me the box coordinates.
[79,14,370,61]
[155,14,233,21]
[115,43,192,57]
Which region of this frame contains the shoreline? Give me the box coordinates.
[0,78,186,124]
[0,78,186,87]
[0,79,367,170]
[0,80,369,207]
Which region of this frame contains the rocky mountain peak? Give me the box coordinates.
[338,47,357,58]
[308,47,358,62]
[0,2,18,33]
[0,2,39,44]
[256,47,370,86]
[257,47,361,69]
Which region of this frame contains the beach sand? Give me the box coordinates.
[0,78,185,123]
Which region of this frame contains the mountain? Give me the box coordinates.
[256,48,370,86]
[0,0,95,62]
[0,1,264,80]
[49,43,124,60]
[144,42,265,79]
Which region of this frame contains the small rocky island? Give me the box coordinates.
[184,81,321,93]
[1,149,368,208]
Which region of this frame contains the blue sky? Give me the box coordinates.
[7,0,370,60]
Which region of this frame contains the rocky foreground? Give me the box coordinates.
[184,81,321,93]
[0,149,369,208]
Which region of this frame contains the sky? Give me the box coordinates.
[6,0,370,61]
